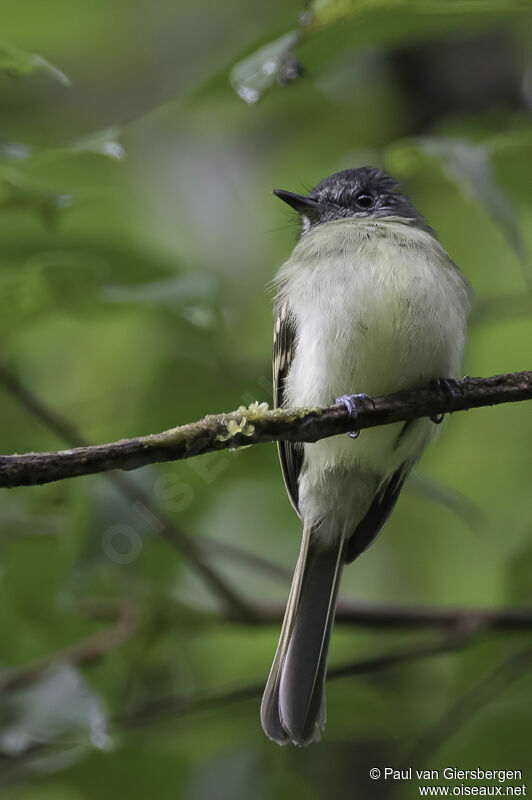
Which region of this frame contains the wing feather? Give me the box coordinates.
[344,468,407,563]
[273,300,303,517]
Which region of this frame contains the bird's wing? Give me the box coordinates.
[273,299,303,517]
[344,467,407,563]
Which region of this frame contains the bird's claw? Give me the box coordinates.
[335,393,374,439]
[430,378,463,424]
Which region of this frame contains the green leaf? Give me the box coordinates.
[305,0,532,34]
[422,138,523,257]
[228,0,531,103]
[408,473,486,534]
[387,136,526,269]
[1,665,110,754]
[101,273,218,328]
[68,127,126,160]
[0,168,72,227]
[0,43,70,85]
[0,238,216,334]
[0,128,126,167]
[230,30,301,104]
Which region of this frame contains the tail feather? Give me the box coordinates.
[260,524,312,744]
[260,524,345,746]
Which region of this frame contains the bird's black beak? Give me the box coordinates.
[273,189,321,214]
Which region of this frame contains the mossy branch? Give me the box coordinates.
[0,370,530,489]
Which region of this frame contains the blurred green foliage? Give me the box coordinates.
[0,1,532,798]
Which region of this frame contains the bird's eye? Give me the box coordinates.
[354,192,374,210]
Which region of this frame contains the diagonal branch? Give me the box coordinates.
[0,631,471,787]
[402,644,532,767]
[0,606,529,779]
[119,629,475,730]
[0,602,139,692]
[0,361,259,622]
[0,370,530,489]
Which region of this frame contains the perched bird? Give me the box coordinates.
[260,167,472,746]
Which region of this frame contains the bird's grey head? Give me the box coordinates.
[274,167,428,235]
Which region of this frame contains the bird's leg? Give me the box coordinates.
[430,377,463,424]
[335,393,375,439]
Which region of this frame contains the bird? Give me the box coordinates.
[260,166,473,746]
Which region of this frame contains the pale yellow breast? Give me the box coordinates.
[274,217,472,477]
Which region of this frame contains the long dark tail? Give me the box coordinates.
[260,523,345,746]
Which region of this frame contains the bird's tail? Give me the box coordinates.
[260,522,345,746]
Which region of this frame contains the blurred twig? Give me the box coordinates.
[472,292,532,326]
[200,537,291,582]
[119,627,476,730]
[0,361,261,622]
[0,370,531,488]
[0,516,60,538]
[127,596,532,634]
[3,363,532,635]
[0,602,138,692]
[235,601,532,632]
[402,644,532,767]
[0,607,530,778]
[304,602,532,632]
[0,631,476,786]
[408,473,486,535]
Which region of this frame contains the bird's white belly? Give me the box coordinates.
[278,219,471,479]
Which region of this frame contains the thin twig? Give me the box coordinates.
[200,537,291,583]
[0,602,139,692]
[119,629,475,730]
[3,594,528,696]
[403,644,532,767]
[327,602,532,632]
[0,361,261,621]
[0,632,470,786]
[170,600,532,633]
[3,362,532,625]
[106,475,259,621]
[0,622,527,780]
[0,371,530,488]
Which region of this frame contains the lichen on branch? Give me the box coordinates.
[0,370,530,489]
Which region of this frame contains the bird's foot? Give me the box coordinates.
[335,393,374,439]
[431,378,462,424]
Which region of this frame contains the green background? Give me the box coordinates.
[0,1,532,797]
